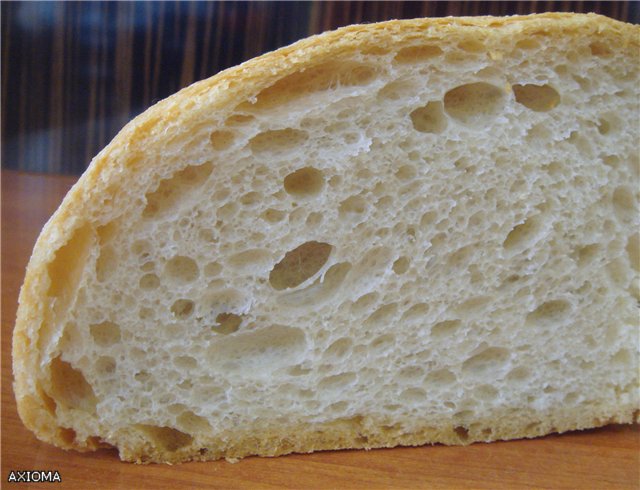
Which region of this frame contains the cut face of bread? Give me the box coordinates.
[13,13,640,463]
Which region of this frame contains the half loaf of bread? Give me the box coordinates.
[13,13,640,463]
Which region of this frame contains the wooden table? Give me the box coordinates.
[2,169,638,489]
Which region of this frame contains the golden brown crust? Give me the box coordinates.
[12,13,640,461]
[118,403,637,464]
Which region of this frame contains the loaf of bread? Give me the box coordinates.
[13,13,639,463]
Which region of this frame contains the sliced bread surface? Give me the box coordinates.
[12,13,640,463]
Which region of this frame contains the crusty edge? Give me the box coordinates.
[12,13,640,457]
[116,403,638,464]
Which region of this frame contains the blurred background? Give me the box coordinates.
[2,1,637,175]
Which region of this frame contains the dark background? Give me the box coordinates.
[2,1,637,175]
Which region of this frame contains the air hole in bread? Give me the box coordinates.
[525,122,552,143]
[95,356,116,376]
[575,243,600,267]
[364,303,398,328]
[208,325,307,374]
[590,42,612,57]
[447,245,474,269]
[173,356,198,370]
[287,364,311,377]
[225,113,255,125]
[228,249,271,271]
[607,258,629,288]
[50,356,97,413]
[360,44,391,56]
[507,366,531,382]
[426,369,458,388]
[89,321,121,347]
[410,101,447,134]
[401,303,429,322]
[339,195,367,221]
[327,401,349,415]
[394,44,443,63]
[210,130,235,151]
[399,388,426,405]
[474,384,498,401]
[583,335,598,349]
[171,299,195,319]
[564,392,579,404]
[356,247,393,278]
[431,320,462,339]
[136,425,193,452]
[444,82,505,125]
[168,403,188,415]
[165,256,199,284]
[288,207,309,226]
[201,288,244,318]
[176,377,200,394]
[278,261,351,308]
[503,214,544,255]
[513,84,560,112]
[369,334,396,354]
[204,261,222,277]
[392,256,410,275]
[45,225,94,354]
[377,79,417,101]
[612,185,637,223]
[462,347,510,379]
[397,366,425,383]
[318,372,357,393]
[269,241,332,290]
[140,261,155,273]
[454,296,491,316]
[283,167,324,198]
[249,128,308,154]
[526,300,572,327]
[37,386,58,415]
[453,426,470,441]
[240,191,262,206]
[524,421,542,433]
[351,292,379,315]
[395,164,417,181]
[143,162,213,218]
[458,39,485,53]
[322,337,354,362]
[213,312,242,334]
[597,115,617,136]
[261,208,286,223]
[376,195,394,211]
[324,120,348,134]
[95,245,117,282]
[58,427,77,445]
[420,210,438,228]
[132,239,152,260]
[218,202,239,221]
[515,38,540,50]
[306,212,323,227]
[139,273,160,290]
[244,62,377,111]
[177,410,211,433]
[611,349,632,367]
[455,412,475,429]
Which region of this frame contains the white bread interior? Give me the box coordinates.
[12,13,640,463]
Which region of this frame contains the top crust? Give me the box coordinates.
[12,13,640,459]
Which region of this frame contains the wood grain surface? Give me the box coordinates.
[2,1,637,175]
[1,169,639,489]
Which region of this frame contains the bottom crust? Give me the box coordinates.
[112,403,638,464]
